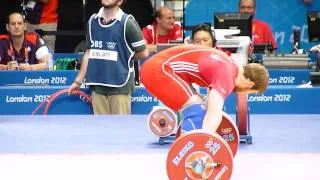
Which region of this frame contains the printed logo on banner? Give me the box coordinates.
[23,77,67,85]
[248,94,291,102]
[5,95,50,103]
[131,94,158,103]
[269,76,295,84]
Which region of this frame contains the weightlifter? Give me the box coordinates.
[140,45,269,134]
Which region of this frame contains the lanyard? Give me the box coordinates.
[153,24,158,45]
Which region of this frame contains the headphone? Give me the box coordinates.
[211,29,217,47]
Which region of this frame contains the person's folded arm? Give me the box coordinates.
[0,64,8,70]
[31,45,50,70]
[33,54,49,70]
[146,44,157,53]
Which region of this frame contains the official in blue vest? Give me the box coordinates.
[69,0,149,114]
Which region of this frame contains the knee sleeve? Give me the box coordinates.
[181,103,206,132]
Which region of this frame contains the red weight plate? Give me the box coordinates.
[176,112,240,157]
[147,107,177,137]
[167,130,233,180]
[216,112,240,157]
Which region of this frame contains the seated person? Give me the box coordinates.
[239,0,277,50]
[189,23,232,56]
[0,12,50,70]
[190,23,216,48]
[142,6,183,52]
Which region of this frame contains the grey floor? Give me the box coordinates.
[0,114,320,180]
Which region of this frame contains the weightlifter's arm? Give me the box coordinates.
[202,89,224,132]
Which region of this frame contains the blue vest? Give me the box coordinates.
[85,13,134,87]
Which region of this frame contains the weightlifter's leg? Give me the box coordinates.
[180,95,206,133]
